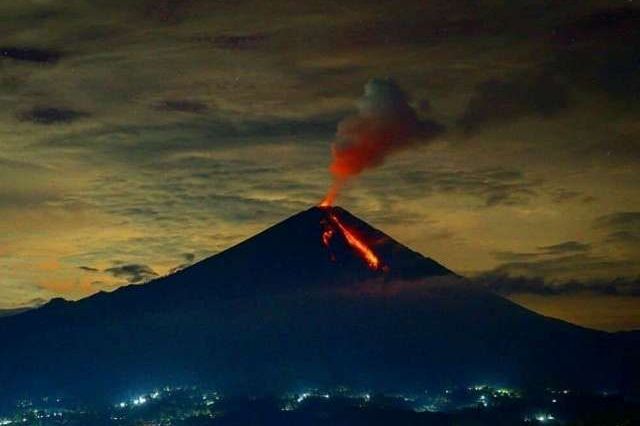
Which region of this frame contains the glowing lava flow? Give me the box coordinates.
[324,212,380,270]
[322,226,335,247]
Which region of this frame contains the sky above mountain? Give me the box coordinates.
[1,1,638,330]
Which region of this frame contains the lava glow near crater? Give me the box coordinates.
[320,207,381,270]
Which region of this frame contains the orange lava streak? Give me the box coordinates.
[328,213,380,270]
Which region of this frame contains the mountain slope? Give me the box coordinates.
[0,206,635,403]
[148,205,453,298]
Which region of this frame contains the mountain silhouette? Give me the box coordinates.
[0,206,637,404]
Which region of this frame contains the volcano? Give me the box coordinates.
[0,206,638,404]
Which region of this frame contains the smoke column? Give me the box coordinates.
[321,78,442,206]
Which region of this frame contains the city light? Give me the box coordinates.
[296,392,311,403]
[535,413,555,422]
[132,396,147,406]
[0,384,630,425]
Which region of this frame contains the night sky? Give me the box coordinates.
[1,1,638,331]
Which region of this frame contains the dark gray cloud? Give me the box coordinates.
[0,47,61,64]
[168,253,197,274]
[492,240,592,262]
[553,6,640,44]
[142,0,196,24]
[538,241,591,255]
[0,190,58,209]
[152,100,208,113]
[104,264,158,284]
[74,158,312,229]
[605,231,640,246]
[475,273,640,297]
[330,4,552,50]
[18,107,88,125]
[78,266,99,272]
[489,253,637,282]
[459,6,640,133]
[549,189,583,203]
[39,113,339,162]
[190,33,270,50]
[396,167,540,207]
[458,71,569,133]
[594,212,640,248]
[551,6,640,101]
[594,212,640,232]
[490,233,639,283]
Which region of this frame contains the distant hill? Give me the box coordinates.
[0,307,32,318]
[0,206,637,404]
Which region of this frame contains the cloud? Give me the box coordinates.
[80,159,311,226]
[190,33,270,50]
[594,212,640,231]
[152,100,208,113]
[549,188,584,203]
[594,212,640,251]
[458,71,569,133]
[396,167,540,207]
[554,6,640,44]
[475,273,640,297]
[458,6,640,134]
[104,263,158,284]
[0,47,61,64]
[39,113,338,162]
[78,266,99,272]
[551,6,640,101]
[168,252,197,274]
[183,253,196,262]
[18,107,89,125]
[537,241,591,255]
[605,231,640,246]
[143,0,196,24]
[492,240,593,263]
[329,6,546,50]
[0,157,61,209]
[487,236,640,282]
[0,189,58,209]
[489,252,637,282]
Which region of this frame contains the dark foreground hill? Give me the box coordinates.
[0,206,637,404]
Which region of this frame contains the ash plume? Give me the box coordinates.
[322,78,443,205]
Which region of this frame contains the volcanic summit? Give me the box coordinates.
[161,206,453,298]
